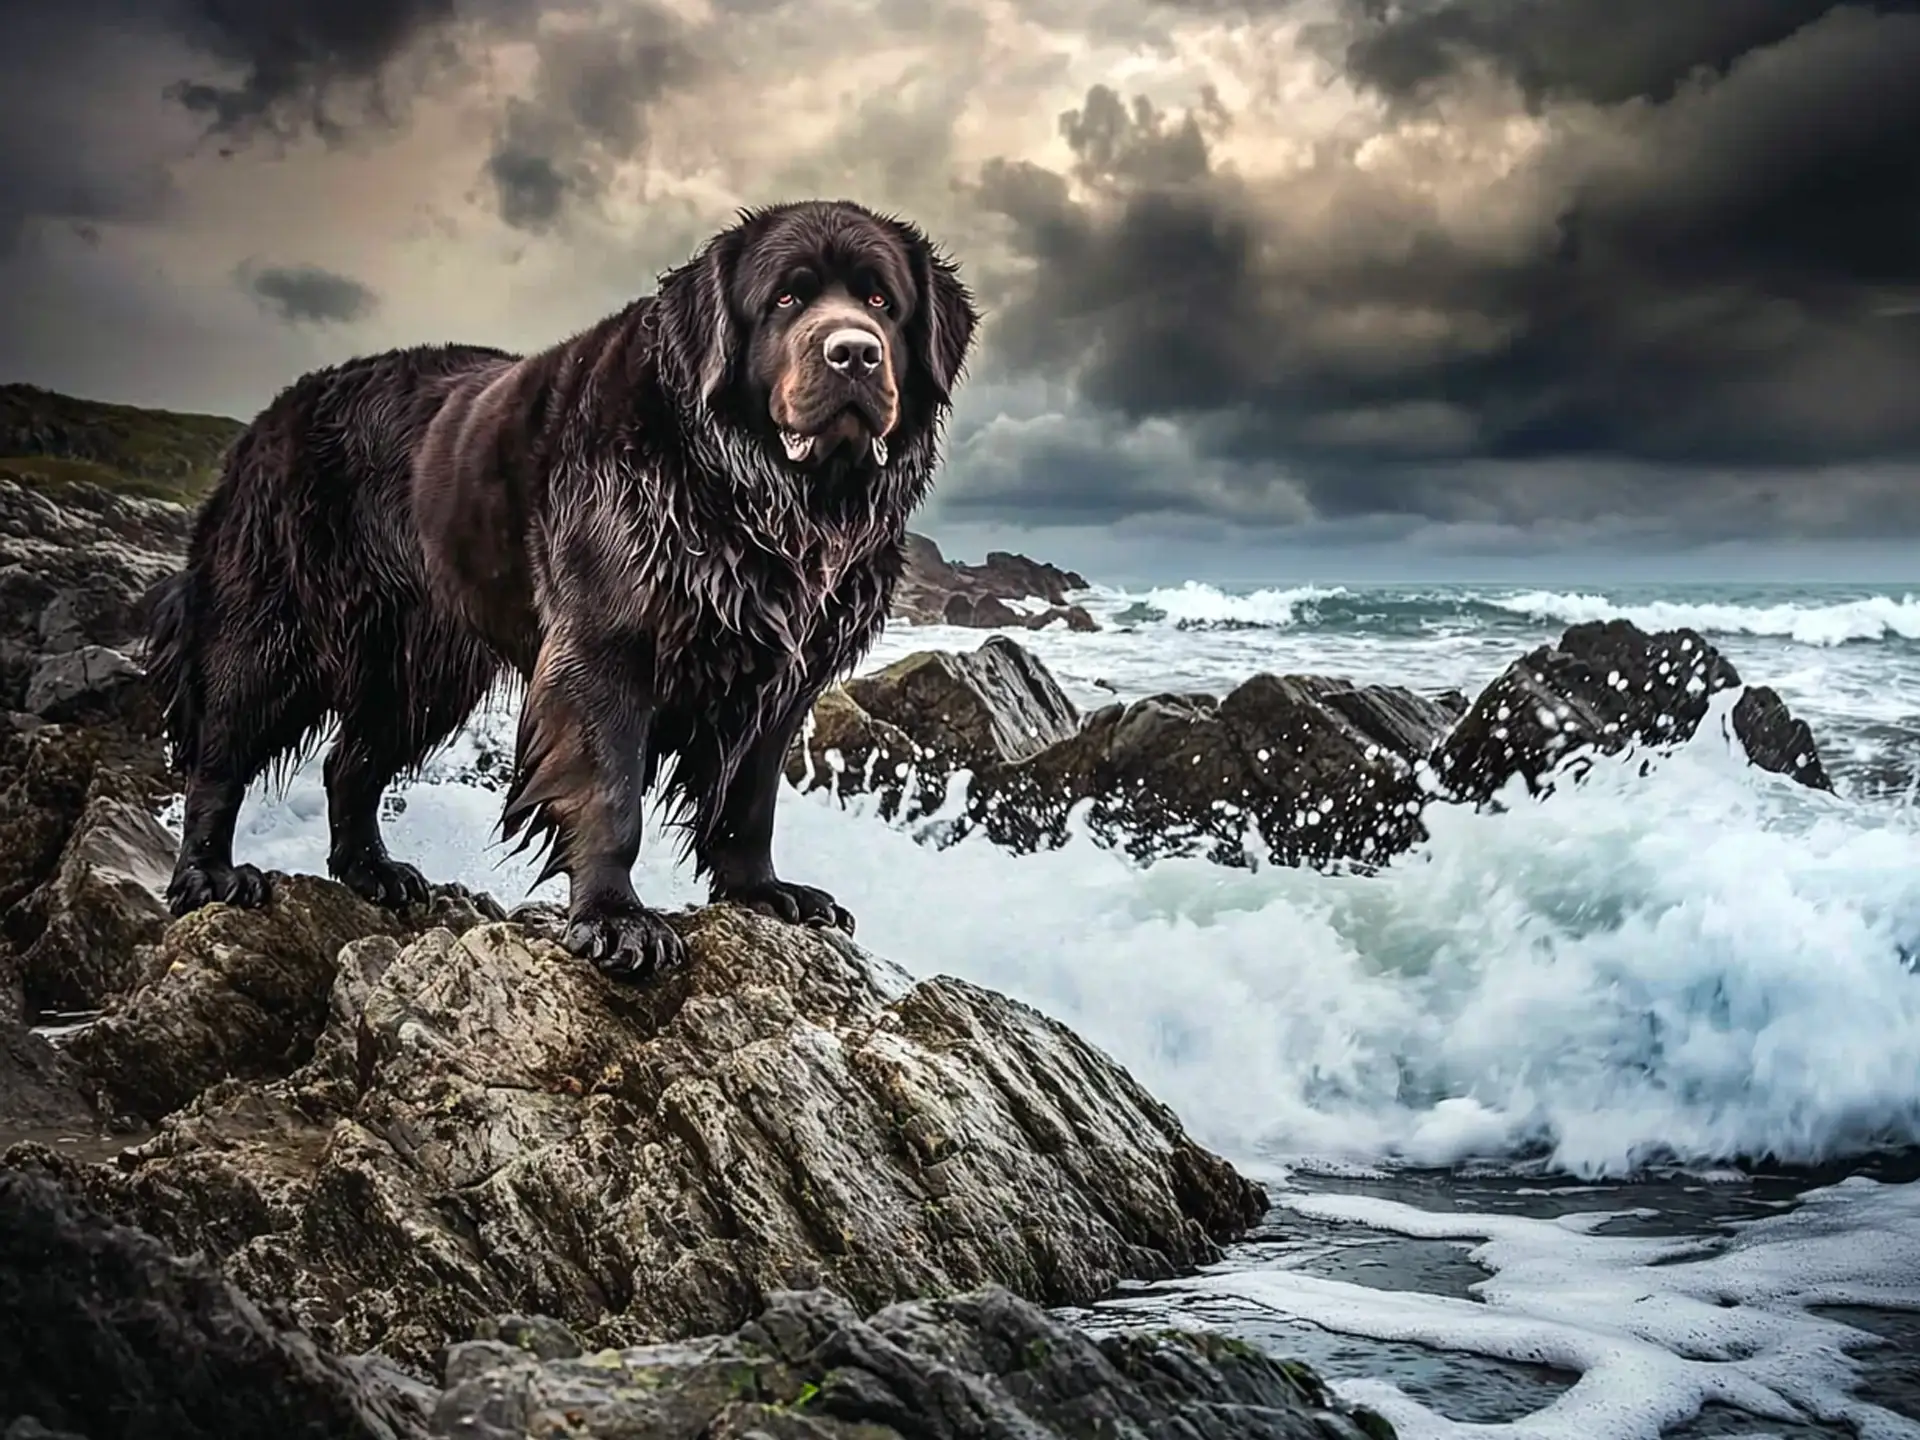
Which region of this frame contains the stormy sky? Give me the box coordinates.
[1,0,1916,580]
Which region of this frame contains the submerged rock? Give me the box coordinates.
[1435,620,1831,801]
[433,1284,1393,1440]
[59,900,1263,1370]
[0,1165,428,1440]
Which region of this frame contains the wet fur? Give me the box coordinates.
[148,201,978,958]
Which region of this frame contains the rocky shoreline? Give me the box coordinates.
[0,470,1838,1438]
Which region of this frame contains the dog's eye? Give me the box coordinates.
[866,292,889,310]
[775,292,799,309]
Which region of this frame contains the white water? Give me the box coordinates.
[1118,1178,1920,1440]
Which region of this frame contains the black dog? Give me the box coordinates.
[145,200,979,978]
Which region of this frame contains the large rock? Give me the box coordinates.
[65,876,504,1125]
[968,674,1467,869]
[432,1284,1394,1440]
[893,533,1099,633]
[0,1165,428,1440]
[1435,620,1832,801]
[56,903,1264,1371]
[788,636,1081,820]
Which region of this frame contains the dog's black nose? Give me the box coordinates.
[823,327,884,376]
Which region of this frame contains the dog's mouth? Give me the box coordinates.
[776,407,890,468]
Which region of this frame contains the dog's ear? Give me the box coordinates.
[894,220,979,405]
[657,230,740,410]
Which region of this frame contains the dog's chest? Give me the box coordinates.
[655,532,872,700]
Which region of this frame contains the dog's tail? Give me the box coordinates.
[140,568,199,771]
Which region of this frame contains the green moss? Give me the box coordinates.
[1352,1406,1398,1440]
[792,1380,820,1409]
[0,382,244,504]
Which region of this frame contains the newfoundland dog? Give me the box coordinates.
[145,200,979,979]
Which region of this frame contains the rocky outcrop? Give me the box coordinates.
[791,637,1467,869]
[43,898,1263,1371]
[1434,619,1832,801]
[432,1284,1394,1440]
[787,635,1082,819]
[894,533,1099,632]
[970,675,1465,868]
[794,621,1829,870]
[0,1165,429,1440]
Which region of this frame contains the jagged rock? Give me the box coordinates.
[431,1285,1394,1440]
[1434,620,1832,801]
[63,904,1264,1370]
[11,775,175,1018]
[0,1020,93,1134]
[0,725,173,1023]
[64,877,505,1124]
[893,533,1098,632]
[968,674,1465,868]
[788,637,1081,819]
[23,646,145,726]
[0,1164,428,1440]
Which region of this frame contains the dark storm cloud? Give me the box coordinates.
[1339,0,1920,107]
[241,262,381,324]
[0,1,186,253]
[964,4,1920,537]
[483,6,701,232]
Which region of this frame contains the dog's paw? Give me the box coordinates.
[165,861,271,917]
[330,850,432,910]
[714,879,855,936]
[563,901,686,982]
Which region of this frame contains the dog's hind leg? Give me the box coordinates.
[167,623,328,917]
[324,613,497,909]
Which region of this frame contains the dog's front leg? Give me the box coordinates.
[699,703,855,935]
[501,626,682,980]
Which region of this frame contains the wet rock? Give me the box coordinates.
[894,533,1098,632]
[968,674,1462,869]
[0,1020,94,1135]
[1434,620,1832,802]
[789,637,1081,819]
[432,1285,1393,1440]
[74,905,1264,1369]
[64,877,504,1124]
[0,1164,427,1440]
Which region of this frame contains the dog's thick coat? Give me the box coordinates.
[147,200,978,975]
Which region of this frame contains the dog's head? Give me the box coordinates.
[657,200,978,473]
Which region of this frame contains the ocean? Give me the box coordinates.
[181,578,1920,1437]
